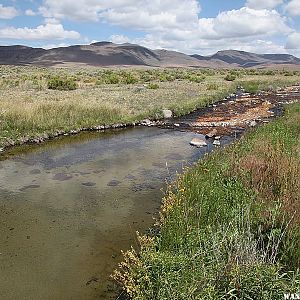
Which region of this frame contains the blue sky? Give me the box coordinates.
[0,0,299,56]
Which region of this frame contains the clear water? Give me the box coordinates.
[0,127,221,300]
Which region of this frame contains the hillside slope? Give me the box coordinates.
[0,43,299,68]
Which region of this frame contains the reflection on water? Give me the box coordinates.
[0,127,220,299]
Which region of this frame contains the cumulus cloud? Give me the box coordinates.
[39,0,200,29]
[25,9,37,16]
[0,4,18,19]
[42,42,69,49]
[285,0,300,16]
[9,0,298,56]
[114,33,288,56]
[40,1,291,38]
[197,8,291,39]
[286,32,300,49]
[0,22,80,40]
[105,5,292,56]
[110,34,130,44]
[246,0,283,10]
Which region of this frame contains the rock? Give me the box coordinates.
[107,179,121,187]
[213,140,221,146]
[249,121,257,127]
[0,148,3,153]
[190,138,207,148]
[141,119,152,126]
[206,129,218,138]
[134,86,146,93]
[162,109,173,119]
[174,123,180,127]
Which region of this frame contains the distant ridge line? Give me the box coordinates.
[0,42,299,69]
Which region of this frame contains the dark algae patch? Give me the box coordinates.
[19,184,40,191]
[82,182,97,187]
[52,173,73,181]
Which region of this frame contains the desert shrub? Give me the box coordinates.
[159,75,168,82]
[141,74,151,82]
[188,75,205,83]
[165,74,175,81]
[147,83,159,89]
[124,74,138,84]
[47,77,77,90]
[207,83,218,90]
[224,74,236,81]
[241,81,260,93]
[105,74,120,84]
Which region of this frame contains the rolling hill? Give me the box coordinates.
[0,42,299,69]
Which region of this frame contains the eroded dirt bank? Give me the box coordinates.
[159,85,300,136]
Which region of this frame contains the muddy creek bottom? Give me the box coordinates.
[0,127,232,300]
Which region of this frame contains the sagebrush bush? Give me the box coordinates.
[225,74,236,81]
[105,74,120,84]
[47,76,77,90]
[147,83,159,89]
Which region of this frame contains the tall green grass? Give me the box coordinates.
[114,102,300,299]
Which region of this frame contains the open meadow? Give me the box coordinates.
[0,66,300,148]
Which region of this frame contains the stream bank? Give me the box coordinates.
[0,85,299,299]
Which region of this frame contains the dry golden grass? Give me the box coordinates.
[0,65,299,147]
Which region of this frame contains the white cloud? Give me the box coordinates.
[285,0,300,16]
[17,1,299,57]
[0,4,18,19]
[101,0,200,31]
[40,2,291,40]
[118,7,291,55]
[115,33,288,56]
[39,0,201,29]
[0,22,80,40]
[286,32,300,49]
[110,34,130,44]
[197,8,291,39]
[25,9,37,16]
[246,0,283,10]
[42,42,69,49]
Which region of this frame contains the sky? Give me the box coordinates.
[0,0,300,57]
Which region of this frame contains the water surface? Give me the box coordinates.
[0,127,221,299]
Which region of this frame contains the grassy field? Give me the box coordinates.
[114,102,300,299]
[0,66,299,148]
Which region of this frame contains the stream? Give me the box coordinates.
[1,85,299,300]
[0,126,235,300]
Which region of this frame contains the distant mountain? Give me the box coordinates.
[192,50,300,68]
[0,42,299,69]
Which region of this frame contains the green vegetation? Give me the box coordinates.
[47,76,77,90]
[225,73,236,81]
[147,83,159,90]
[114,102,300,299]
[0,66,299,148]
